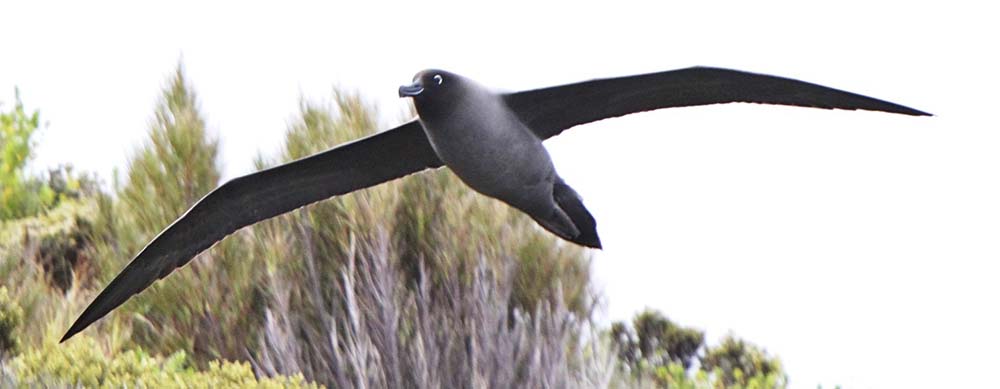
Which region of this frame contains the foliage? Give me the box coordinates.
[45,164,99,204]
[610,310,786,388]
[85,64,259,363]
[5,336,318,388]
[0,89,55,220]
[612,309,705,372]
[255,232,613,388]
[702,335,784,387]
[0,198,103,349]
[0,287,22,357]
[637,362,784,389]
[636,310,704,369]
[117,65,220,235]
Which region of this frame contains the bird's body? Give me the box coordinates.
[417,73,549,203]
[411,70,583,241]
[61,66,930,342]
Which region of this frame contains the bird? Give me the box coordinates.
[61,66,930,342]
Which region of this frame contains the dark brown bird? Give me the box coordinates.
[62,66,929,342]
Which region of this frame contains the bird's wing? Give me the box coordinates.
[503,66,930,140]
[62,120,441,342]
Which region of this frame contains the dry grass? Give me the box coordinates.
[252,227,613,389]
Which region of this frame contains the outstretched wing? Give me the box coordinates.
[503,66,930,140]
[62,120,441,342]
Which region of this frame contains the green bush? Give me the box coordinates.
[611,310,705,373]
[0,287,22,356]
[8,336,319,388]
[1,89,55,220]
[0,198,103,349]
[610,310,787,389]
[647,362,785,389]
[702,335,784,388]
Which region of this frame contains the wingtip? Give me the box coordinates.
[59,328,76,344]
[904,107,933,117]
[61,297,109,344]
[60,318,87,343]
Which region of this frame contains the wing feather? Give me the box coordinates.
[503,67,930,140]
[62,120,441,342]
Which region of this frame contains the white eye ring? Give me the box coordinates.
[433,74,443,85]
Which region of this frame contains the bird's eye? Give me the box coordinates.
[433,74,443,85]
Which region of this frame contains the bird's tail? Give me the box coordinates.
[553,179,602,249]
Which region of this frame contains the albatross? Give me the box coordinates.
[62,66,930,342]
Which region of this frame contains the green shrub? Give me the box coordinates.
[702,335,784,388]
[1,89,55,220]
[610,310,787,389]
[0,287,22,356]
[0,198,104,350]
[9,336,319,388]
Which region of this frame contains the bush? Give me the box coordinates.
[253,229,611,388]
[610,310,787,389]
[0,287,22,357]
[0,198,104,350]
[1,89,55,220]
[7,336,318,388]
[702,335,784,387]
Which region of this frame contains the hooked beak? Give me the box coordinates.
[398,81,424,97]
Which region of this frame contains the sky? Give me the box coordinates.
[2,1,998,387]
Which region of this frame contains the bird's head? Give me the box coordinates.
[399,69,467,119]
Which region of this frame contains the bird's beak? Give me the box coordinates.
[398,81,424,97]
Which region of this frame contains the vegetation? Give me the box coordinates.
[0,287,22,357]
[0,66,789,388]
[1,89,54,220]
[3,336,317,388]
[610,310,787,388]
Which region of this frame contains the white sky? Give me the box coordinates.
[2,1,997,388]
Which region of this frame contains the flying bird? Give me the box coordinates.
[61,66,930,342]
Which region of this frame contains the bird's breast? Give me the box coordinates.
[419,104,554,202]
